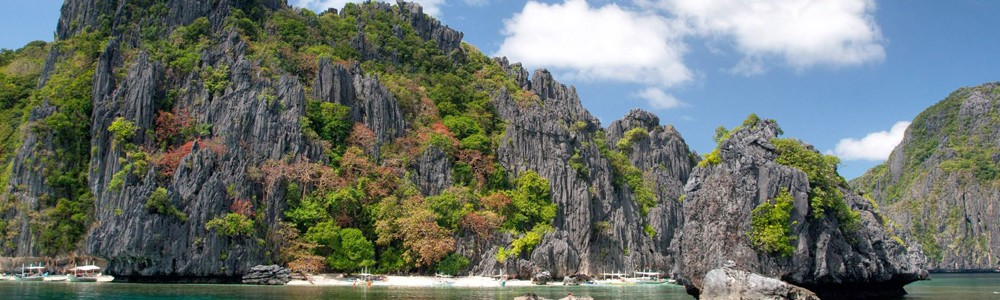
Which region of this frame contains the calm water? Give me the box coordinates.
[1,273,997,299]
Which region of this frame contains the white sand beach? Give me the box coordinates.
[287,274,538,287]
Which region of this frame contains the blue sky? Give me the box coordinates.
[3,0,999,179]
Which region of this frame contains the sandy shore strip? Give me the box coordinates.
[287,275,537,287]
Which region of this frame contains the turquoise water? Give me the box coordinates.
[1,273,997,299]
[904,273,1000,299]
[0,282,691,300]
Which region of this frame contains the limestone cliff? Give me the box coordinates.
[0,0,926,290]
[679,120,925,299]
[853,83,1000,271]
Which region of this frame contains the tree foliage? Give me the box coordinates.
[749,189,797,256]
[108,117,139,145]
[144,187,187,221]
[206,213,255,237]
[504,171,556,232]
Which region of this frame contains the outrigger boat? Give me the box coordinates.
[596,272,635,286]
[67,265,102,282]
[16,264,46,281]
[632,271,675,285]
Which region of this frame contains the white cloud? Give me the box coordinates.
[635,87,683,109]
[495,0,691,87]
[648,0,885,70]
[291,0,447,16]
[832,121,909,161]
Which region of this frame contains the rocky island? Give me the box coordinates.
[3,0,992,299]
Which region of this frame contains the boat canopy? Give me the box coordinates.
[70,265,101,271]
[634,271,661,276]
[24,266,46,270]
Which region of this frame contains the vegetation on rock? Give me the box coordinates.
[748,189,797,256]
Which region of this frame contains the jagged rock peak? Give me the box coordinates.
[493,57,529,90]
[338,1,464,56]
[621,109,659,128]
[717,119,782,162]
[57,0,286,40]
[397,1,464,54]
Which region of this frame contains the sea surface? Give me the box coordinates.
[1,273,998,299]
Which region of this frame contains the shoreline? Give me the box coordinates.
[287,275,544,288]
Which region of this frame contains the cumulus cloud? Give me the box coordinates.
[635,87,683,109]
[291,0,447,16]
[495,0,691,87]
[651,0,885,70]
[831,121,909,161]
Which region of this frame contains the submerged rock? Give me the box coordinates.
[514,293,548,300]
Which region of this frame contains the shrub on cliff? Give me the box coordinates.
[749,189,797,256]
[144,187,187,222]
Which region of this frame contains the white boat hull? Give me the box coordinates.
[16,276,45,282]
[68,275,99,282]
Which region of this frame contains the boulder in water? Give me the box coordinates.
[241,265,291,285]
[701,267,818,300]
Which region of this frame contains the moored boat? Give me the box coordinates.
[67,265,102,282]
[633,271,675,285]
[595,272,635,286]
[16,264,47,281]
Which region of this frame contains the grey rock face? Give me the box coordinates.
[84,30,321,279]
[606,109,694,265]
[312,59,405,154]
[461,66,695,278]
[852,83,1000,271]
[411,146,452,196]
[532,271,552,285]
[679,121,926,299]
[242,265,292,285]
[701,266,819,300]
[3,101,58,255]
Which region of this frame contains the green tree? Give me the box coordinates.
[336,228,375,271]
[503,171,557,232]
[305,101,351,143]
[436,253,470,275]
